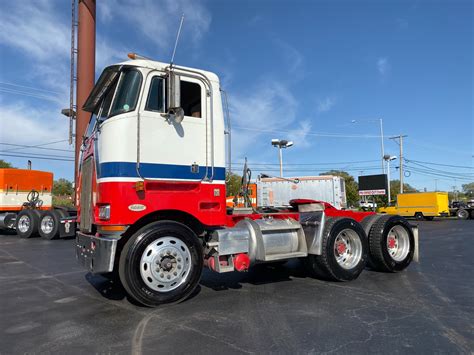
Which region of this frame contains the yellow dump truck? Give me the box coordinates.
[378,192,450,220]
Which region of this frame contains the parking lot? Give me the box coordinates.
[0,219,473,353]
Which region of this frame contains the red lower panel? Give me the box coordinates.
[95,180,227,227]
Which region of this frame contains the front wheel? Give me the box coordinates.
[304,217,368,282]
[119,221,203,307]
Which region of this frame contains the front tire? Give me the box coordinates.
[15,210,40,238]
[119,221,203,307]
[304,217,368,282]
[457,209,469,220]
[367,215,414,272]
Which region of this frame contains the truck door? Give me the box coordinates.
[138,73,211,181]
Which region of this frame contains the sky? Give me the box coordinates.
[0,0,472,193]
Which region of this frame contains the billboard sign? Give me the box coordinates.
[358,174,387,196]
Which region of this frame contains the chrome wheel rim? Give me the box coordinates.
[334,229,362,270]
[40,215,54,234]
[140,236,192,292]
[386,225,410,262]
[18,215,31,233]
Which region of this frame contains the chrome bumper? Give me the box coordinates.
[76,232,118,273]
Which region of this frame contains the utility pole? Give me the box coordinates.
[390,135,407,194]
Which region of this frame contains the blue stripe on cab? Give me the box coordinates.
[99,162,226,181]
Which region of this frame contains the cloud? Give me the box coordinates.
[0,1,69,62]
[377,57,390,76]
[98,0,211,52]
[229,79,299,159]
[274,39,304,73]
[0,102,70,147]
[287,120,312,148]
[317,96,336,113]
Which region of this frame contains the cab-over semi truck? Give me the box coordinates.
[75,56,418,307]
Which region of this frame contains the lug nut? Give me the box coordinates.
[173,272,177,276]
[177,265,181,269]
[177,257,181,262]
[160,273,164,278]
[167,275,171,279]
[173,252,177,256]
[166,250,171,255]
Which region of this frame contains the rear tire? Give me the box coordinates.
[367,215,414,272]
[304,217,368,282]
[15,210,41,238]
[414,212,424,220]
[39,210,65,239]
[119,221,203,307]
[457,209,469,220]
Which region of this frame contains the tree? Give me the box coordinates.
[320,170,359,208]
[389,180,417,195]
[0,159,15,168]
[462,182,474,198]
[53,178,73,196]
[225,172,242,197]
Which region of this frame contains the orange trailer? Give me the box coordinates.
[0,169,76,239]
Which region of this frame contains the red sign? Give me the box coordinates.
[359,189,386,196]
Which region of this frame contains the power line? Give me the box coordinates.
[0,151,74,160]
[233,126,392,138]
[0,81,62,94]
[0,153,74,162]
[0,140,70,153]
[0,142,73,153]
[405,160,474,177]
[0,87,59,102]
[406,159,473,169]
[231,159,380,166]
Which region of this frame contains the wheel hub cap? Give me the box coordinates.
[41,216,54,234]
[140,237,192,292]
[386,225,410,262]
[18,215,31,233]
[333,229,362,270]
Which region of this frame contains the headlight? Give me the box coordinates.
[98,204,110,220]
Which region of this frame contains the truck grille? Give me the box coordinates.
[79,157,93,232]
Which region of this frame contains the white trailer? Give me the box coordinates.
[257,175,347,209]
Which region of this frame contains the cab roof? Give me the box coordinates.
[115,59,221,83]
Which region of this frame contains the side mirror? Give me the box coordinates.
[166,71,184,123]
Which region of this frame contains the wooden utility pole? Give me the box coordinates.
[390,135,408,194]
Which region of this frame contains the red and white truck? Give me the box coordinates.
[75,56,419,307]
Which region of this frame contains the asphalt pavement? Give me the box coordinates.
[0,220,473,353]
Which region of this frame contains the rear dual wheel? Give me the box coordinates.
[364,215,414,272]
[39,210,66,239]
[119,221,203,307]
[15,210,41,238]
[304,217,368,282]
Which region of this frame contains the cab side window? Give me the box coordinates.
[145,77,165,112]
[180,81,201,118]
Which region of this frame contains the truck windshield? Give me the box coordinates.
[109,70,142,117]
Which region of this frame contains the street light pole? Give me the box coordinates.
[278,146,283,177]
[384,155,397,205]
[379,118,385,174]
[272,139,294,177]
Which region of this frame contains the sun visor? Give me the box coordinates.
[82,65,121,112]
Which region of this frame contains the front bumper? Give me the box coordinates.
[76,232,118,273]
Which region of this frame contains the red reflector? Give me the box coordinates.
[234,253,250,272]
